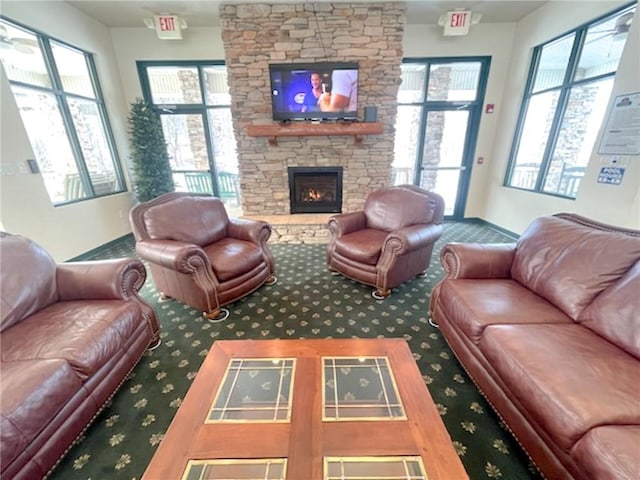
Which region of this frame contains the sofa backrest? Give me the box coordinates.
[578,260,640,359]
[135,194,229,246]
[511,214,640,321]
[364,186,443,232]
[0,232,58,332]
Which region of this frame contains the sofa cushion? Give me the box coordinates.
[204,238,265,282]
[571,426,640,480]
[578,261,640,358]
[1,300,143,380]
[1,359,83,470]
[480,324,640,451]
[334,229,388,265]
[511,216,640,320]
[437,279,572,344]
[143,195,229,246]
[0,233,58,332]
[364,188,435,232]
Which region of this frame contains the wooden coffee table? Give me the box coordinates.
[142,338,468,480]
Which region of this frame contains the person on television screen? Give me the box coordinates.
[302,72,323,112]
[318,69,357,113]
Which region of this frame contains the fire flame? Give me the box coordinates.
[306,189,322,201]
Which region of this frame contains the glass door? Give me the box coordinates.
[394,58,490,219]
[137,62,242,216]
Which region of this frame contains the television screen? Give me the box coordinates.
[269,62,359,121]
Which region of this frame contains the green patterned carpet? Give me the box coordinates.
[51,221,541,480]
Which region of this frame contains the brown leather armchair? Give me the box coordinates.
[327,185,444,298]
[130,192,276,321]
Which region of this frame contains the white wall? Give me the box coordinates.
[0,1,135,261]
[403,22,518,219]
[110,27,225,104]
[483,1,639,233]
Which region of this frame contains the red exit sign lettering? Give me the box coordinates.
[158,16,176,31]
[153,15,183,39]
[443,9,472,36]
[450,12,469,27]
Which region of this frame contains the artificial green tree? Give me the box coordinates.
[127,98,175,202]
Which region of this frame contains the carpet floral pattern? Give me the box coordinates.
[51,222,542,480]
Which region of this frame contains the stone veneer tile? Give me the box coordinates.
[220,2,406,216]
[242,214,331,244]
[242,214,333,225]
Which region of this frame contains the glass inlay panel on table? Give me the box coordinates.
[182,459,286,480]
[322,357,406,420]
[208,359,295,422]
[324,456,427,479]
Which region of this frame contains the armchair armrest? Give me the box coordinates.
[228,218,271,244]
[384,223,444,254]
[135,240,210,274]
[440,242,516,279]
[327,212,367,237]
[57,258,146,301]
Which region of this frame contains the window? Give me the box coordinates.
[137,62,242,216]
[0,18,125,205]
[505,4,635,198]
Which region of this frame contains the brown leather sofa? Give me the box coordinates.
[0,232,160,480]
[130,192,276,321]
[429,213,640,479]
[327,185,444,298]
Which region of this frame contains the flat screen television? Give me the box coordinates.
[268,62,359,121]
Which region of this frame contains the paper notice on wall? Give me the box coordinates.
[598,92,640,155]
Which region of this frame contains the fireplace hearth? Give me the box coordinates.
[288,167,343,214]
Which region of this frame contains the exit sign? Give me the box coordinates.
[154,15,183,39]
[443,10,472,36]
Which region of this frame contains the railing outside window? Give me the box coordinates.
[510,163,585,197]
[172,170,240,205]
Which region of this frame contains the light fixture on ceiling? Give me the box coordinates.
[0,25,38,54]
[143,14,188,40]
[586,10,634,45]
[615,11,634,36]
[437,9,482,36]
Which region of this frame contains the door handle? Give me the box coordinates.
[159,105,177,113]
[421,166,467,171]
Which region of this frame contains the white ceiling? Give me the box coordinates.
[64,1,548,28]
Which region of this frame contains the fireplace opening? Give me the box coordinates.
[288,167,343,214]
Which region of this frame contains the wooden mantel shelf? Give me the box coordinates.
[247,121,383,145]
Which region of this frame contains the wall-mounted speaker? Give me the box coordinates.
[364,106,377,123]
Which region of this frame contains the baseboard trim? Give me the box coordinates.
[68,233,135,261]
[460,217,519,240]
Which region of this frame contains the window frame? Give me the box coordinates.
[136,60,238,201]
[504,2,636,198]
[0,16,127,206]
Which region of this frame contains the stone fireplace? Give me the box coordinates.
[220,2,406,221]
[288,166,343,214]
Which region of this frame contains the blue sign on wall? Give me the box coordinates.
[597,167,625,185]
